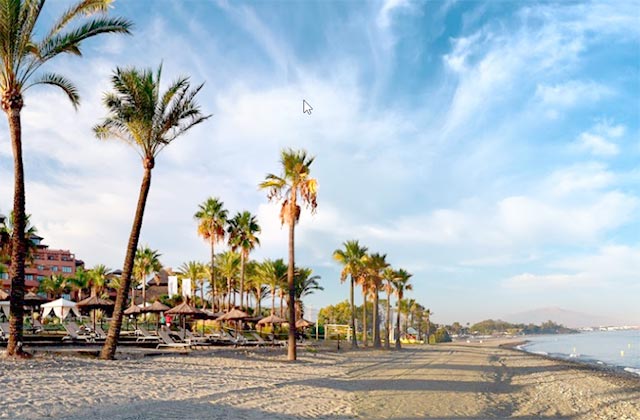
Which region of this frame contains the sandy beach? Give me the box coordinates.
[1,342,639,419]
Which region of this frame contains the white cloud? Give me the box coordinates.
[535,80,612,107]
[577,132,619,156]
[545,163,615,196]
[377,0,412,29]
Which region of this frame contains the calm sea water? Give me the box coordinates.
[522,330,640,376]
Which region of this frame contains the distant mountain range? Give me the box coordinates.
[504,307,626,328]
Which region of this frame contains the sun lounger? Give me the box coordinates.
[183,329,210,345]
[92,325,107,340]
[62,322,95,343]
[136,326,160,343]
[157,328,191,349]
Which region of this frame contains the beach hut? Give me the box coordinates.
[41,298,80,320]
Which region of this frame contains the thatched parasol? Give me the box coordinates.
[0,289,9,300]
[77,295,114,331]
[165,301,203,339]
[23,292,50,306]
[140,301,171,330]
[257,314,286,326]
[216,308,250,321]
[296,318,314,329]
[124,304,142,330]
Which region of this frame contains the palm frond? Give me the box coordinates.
[24,72,79,108]
[45,0,112,39]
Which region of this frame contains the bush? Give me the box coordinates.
[428,328,452,344]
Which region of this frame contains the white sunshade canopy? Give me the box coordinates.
[41,298,80,320]
[0,300,8,318]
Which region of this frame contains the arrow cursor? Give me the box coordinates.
[303,99,313,115]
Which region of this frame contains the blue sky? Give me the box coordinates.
[1,0,639,324]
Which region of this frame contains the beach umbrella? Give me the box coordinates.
[257,314,286,326]
[165,301,203,339]
[124,304,142,330]
[296,318,314,329]
[23,292,50,306]
[141,301,171,330]
[0,289,8,300]
[216,308,250,339]
[77,295,114,332]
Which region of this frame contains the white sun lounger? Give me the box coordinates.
[157,329,191,349]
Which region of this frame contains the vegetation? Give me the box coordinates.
[133,246,162,305]
[95,65,210,360]
[260,148,318,361]
[0,0,131,357]
[227,211,261,311]
[333,240,367,348]
[468,319,576,336]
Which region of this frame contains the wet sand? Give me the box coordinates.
[1,342,638,419]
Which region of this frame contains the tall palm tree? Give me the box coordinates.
[88,264,112,298]
[364,253,388,349]
[0,0,131,357]
[95,65,210,360]
[333,240,367,348]
[68,267,90,301]
[382,267,399,350]
[39,274,68,299]
[357,272,371,347]
[177,261,204,304]
[194,197,227,311]
[0,212,38,264]
[259,148,318,361]
[392,270,413,349]
[133,246,162,306]
[216,251,240,310]
[227,211,260,310]
[293,266,323,321]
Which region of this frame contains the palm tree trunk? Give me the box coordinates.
[395,297,402,349]
[142,275,146,306]
[200,281,205,309]
[384,290,391,350]
[100,164,153,360]
[271,289,275,315]
[279,293,284,318]
[6,105,27,357]
[373,285,381,348]
[210,238,216,311]
[227,277,231,310]
[362,289,368,347]
[131,287,135,305]
[287,217,297,361]
[239,253,245,310]
[350,276,357,348]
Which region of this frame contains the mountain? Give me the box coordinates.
[504,307,625,328]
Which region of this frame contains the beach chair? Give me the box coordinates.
[248,332,267,347]
[183,329,210,345]
[92,325,107,340]
[136,326,160,343]
[156,328,191,349]
[32,319,45,334]
[62,322,94,343]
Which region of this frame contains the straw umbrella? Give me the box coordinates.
[165,301,203,340]
[76,295,114,332]
[216,308,250,339]
[141,300,170,331]
[124,304,142,330]
[257,314,286,344]
[295,318,314,329]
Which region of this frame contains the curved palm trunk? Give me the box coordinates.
[239,253,245,310]
[395,297,402,349]
[350,276,357,348]
[384,289,391,350]
[287,218,297,361]
[6,106,27,357]
[362,289,368,347]
[210,238,216,311]
[101,165,153,360]
[373,285,381,348]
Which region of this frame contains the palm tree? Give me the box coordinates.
[258,259,288,316]
[177,261,205,305]
[333,240,367,348]
[357,273,371,347]
[227,211,261,310]
[194,197,227,311]
[392,270,413,349]
[0,0,131,357]
[382,267,398,350]
[95,65,210,360]
[68,267,90,301]
[259,148,318,361]
[133,246,162,306]
[364,253,388,349]
[39,274,68,299]
[216,251,240,310]
[88,264,112,298]
[293,267,323,321]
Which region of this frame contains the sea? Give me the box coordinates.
[520,330,640,376]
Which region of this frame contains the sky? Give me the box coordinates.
[0,0,639,325]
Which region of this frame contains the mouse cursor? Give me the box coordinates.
[302,99,313,115]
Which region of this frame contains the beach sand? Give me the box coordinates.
[1,342,638,419]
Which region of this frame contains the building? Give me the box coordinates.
[1,233,84,291]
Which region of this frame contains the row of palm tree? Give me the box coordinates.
[1,1,319,364]
[333,240,414,349]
